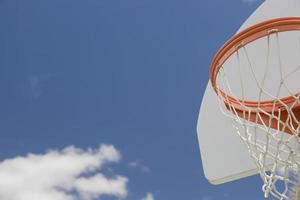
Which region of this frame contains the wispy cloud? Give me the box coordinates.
[128,160,150,173]
[0,144,128,200]
[26,73,53,99]
[141,193,154,200]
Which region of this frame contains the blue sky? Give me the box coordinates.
[0,0,268,200]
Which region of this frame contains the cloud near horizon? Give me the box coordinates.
[0,144,128,200]
[141,193,154,200]
[128,160,150,173]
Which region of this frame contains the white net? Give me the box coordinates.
[215,30,300,200]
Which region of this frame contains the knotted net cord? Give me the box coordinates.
[215,31,300,200]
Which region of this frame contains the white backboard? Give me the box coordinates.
[197,0,300,185]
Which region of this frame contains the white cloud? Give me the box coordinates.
[128,160,150,173]
[141,193,154,200]
[0,144,128,200]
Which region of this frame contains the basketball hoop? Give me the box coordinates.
[211,17,300,199]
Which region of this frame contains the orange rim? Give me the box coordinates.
[210,17,300,133]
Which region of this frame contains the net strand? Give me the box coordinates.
[216,31,300,200]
